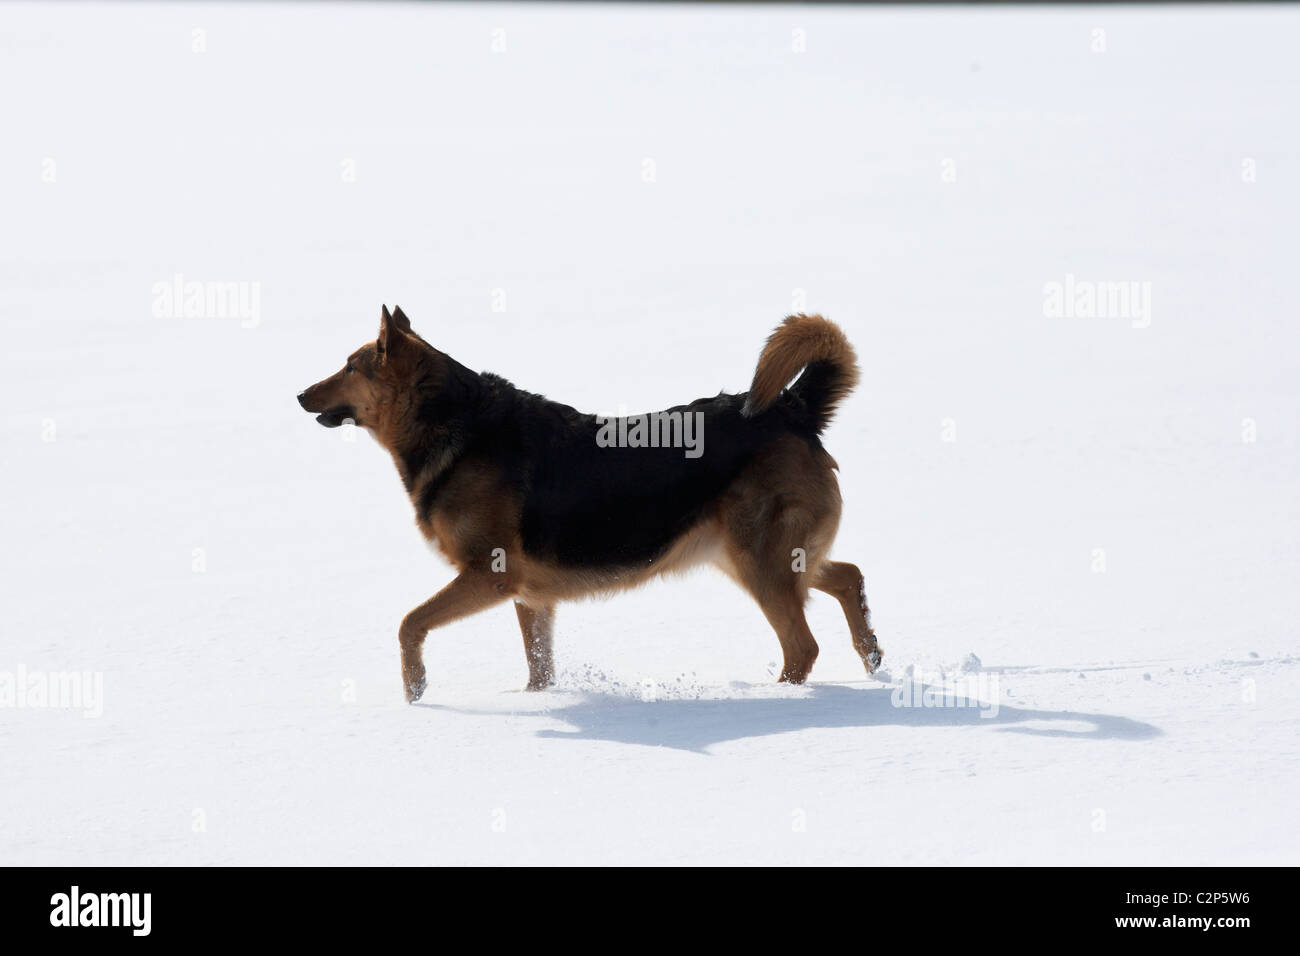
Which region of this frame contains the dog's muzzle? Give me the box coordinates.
[297,391,351,428]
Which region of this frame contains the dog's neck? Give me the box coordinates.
[380,359,484,503]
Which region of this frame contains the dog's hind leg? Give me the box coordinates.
[755,588,821,684]
[812,560,883,674]
[514,601,556,691]
[715,551,819,683]
[398,571,513,702]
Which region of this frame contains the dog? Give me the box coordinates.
[298,306,882,701]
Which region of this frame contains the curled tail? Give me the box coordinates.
[741,313,860,432]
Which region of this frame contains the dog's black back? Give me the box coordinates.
[404,358,824,568]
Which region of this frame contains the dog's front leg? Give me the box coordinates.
[514,601,556,691]
[399,570,513,702]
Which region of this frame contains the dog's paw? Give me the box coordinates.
[865,647,883,673]
[405,674,428,704]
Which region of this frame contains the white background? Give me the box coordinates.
[2,2,1297,864]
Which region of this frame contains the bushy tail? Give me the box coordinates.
[742,314,860,432]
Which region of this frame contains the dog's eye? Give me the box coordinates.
[346,364,355,374]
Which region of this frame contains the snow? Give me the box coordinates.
[2,2,1298,865]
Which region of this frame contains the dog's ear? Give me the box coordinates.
[391,305,412,333]
[378,304,410,364]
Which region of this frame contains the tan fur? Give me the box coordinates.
[743,313,860,418]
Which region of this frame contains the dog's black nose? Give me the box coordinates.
[297,391,309,409]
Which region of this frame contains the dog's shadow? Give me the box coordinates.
[419,681,1160,753]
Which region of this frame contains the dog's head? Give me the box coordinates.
[297,305,427,431]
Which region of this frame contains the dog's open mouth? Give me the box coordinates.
[316,408,353,428]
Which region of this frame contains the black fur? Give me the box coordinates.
[395,358,828,569]
[789,359,849,434]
